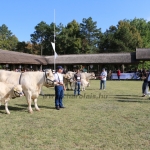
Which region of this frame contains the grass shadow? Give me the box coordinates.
[0,105,25,114]
[117,100,150,103]
[15,104,56,109]
[113,97,143,100]
[109,95,139,97]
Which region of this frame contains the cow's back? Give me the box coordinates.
[0,70,21,85]
[20,72,44,90]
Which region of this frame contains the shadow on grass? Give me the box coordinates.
[15,104,56,109]
[39,94,55,96]
[0,105,25,114]
[118,100,150,103]
[109,95,139,97]
[113,97,143,100]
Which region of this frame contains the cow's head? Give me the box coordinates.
[13,85,24,98]
[64,72,75,81]
[45,69,57,87]
[90,72,96,79]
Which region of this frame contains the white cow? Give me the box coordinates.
[65,72,95,91]
[81,79,90,91]
[81,72,96,82]
[0,82,23,114]
[80,72,95,89]
[63,71,75,90]
[0,70,56,113]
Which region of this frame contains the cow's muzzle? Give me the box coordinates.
[14,91,24,97]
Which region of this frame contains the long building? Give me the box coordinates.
[0,48,149,72]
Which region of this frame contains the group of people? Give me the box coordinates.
[47,66,150,110]
[107,69,121,80]
[54,66,108,110]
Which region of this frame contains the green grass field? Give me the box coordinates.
[0,80,150,150]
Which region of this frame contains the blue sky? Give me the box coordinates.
[1,0,150,42]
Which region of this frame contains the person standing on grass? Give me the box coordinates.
[74,69,81,95]
[100,68,107,90]
[54,66,66,110]
[141,69,148,97]
[143,69,150,98]
[108,70,112,80]
[117,68,121,80]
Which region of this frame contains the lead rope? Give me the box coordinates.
[19,73,22,85]
[18,72,25,96]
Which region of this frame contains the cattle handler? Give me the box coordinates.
[54,66,66,110]
[74,69,81,95]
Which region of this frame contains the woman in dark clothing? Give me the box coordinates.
[141,69,148,97]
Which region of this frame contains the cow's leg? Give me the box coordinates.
[66,81,69,90]
[24,91,33,113]
[81,84,84,91]
[4,100,10,114]
[71,82,75,90]
[70,82,73,90]
[33,98,40,111]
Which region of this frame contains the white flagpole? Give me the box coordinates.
[54,9,55,71]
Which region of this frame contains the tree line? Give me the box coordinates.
[0,17,150,55]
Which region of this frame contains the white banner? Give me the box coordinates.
[51,42,55,52]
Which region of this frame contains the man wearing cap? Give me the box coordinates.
[100,68,107,90]
[54,66,65,110]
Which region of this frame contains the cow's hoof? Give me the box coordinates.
[6,112,10,115]
[28,110,33,113]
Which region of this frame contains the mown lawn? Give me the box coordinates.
[0,80,150,150]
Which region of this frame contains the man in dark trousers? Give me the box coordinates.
[74,69,81,95]
[54,66,66,110]
[141,69,148,97]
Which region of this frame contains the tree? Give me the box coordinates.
[129,18,150,48]
[99,21,143,52]
[80,17,102,53]
[0,24,18,50]
[56,20,82,54]
[16,41,39,54]
[30,21,60,55]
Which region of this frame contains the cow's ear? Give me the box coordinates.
[14,88,16,91]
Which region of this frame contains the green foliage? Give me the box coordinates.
[80,17,102,53]
[0,24,18,50]
[1,17,150,55]
[99,21,143,52]
[57,20,82,54]
[30,21,60,55]
[30,18,102,55]
[129,18,150,48]
[138,61,150,70]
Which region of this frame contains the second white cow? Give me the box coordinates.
[0,82,23,114]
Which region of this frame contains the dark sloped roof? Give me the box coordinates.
[0,49,47,65]
[45,52,138,64]
[136,48,150,60]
